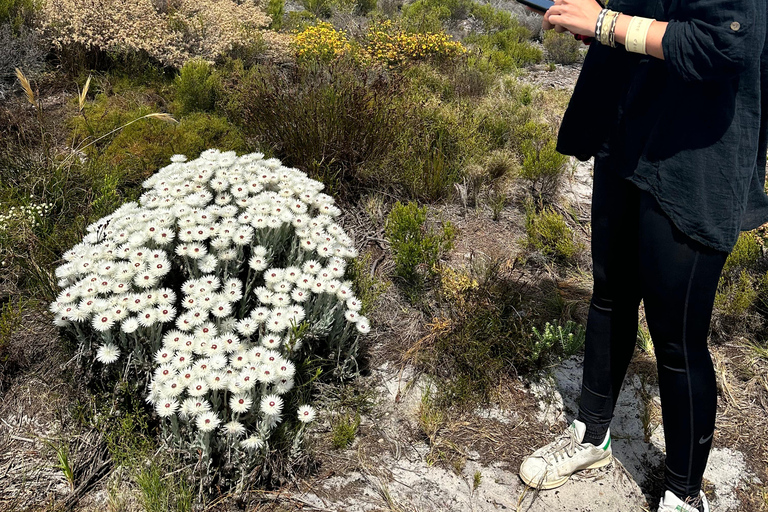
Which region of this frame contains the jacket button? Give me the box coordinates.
[730,21,741,31]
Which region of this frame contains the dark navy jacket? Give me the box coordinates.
[557,0,768,252]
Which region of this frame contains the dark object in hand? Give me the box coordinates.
[515,0,555,15]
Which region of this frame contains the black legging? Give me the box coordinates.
[577,155,728,501]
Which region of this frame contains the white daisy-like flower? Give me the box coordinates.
[196,411,221,432]
[260,335,282,349]
[162,379,184,398]
[206,371,228,390]
[241,435,264,451]
[153,364,177,383]
[346,298,363,312]
[156,398,179,418]
[297,405,316,423]
[188,379,209,397]
[121,316,140,333]
[91,312,116,332]
[222,421,246,437]
[95,344,120,364]
[260,394,283,416]
[235,318,258,336]
[195,255,215,274]
[274,377,294,394]
[356,317,371,334]
[229,394,252,413]
[250,307,271,324]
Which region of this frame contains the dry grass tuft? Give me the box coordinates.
[14,67,37,109]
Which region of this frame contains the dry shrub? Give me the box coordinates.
[38,0,270,68]
[224,57,408,194]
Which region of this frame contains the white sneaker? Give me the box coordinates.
[519,419,613,490]
[658,490,709,512]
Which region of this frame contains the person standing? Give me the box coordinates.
[517,1,768,511]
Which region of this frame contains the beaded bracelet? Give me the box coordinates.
[596,9,619,48]
[594,8,608,43]
[608,10,619,48]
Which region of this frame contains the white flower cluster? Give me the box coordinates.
[39,0,271,67]
[0,201,54,231]
[51,149,370,449]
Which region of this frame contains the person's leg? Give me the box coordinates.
[637,189,727,502]
[577,156,643,445]
[518,156,639,489]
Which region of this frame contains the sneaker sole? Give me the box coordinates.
[519,454,613,490]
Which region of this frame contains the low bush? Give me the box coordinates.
[524,202,579,262]
[0,0,38,32]
[364,19,466,66]
[385,201,455,286]
[39,0,270,69]
[379,99,485,200]
[173,60,220,116]
[542,30,581,65]
[50,149,370,492]
[72,93,247,184]
[223,57,406,195]
[266,0,285,30]
[530,319,586,360]
[293,22,356,63]
[0,25,45,94]
[712,232,767,337]
[411,259,559,404]
[516,121,569,202]
[465,27,542,72]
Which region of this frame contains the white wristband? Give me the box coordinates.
[626,16,654,55]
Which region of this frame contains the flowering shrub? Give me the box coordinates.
[50,149,368,486]
[38,0,270,67]
[291,21,466,66]
[292,22,353,63]
[364,20,466,66]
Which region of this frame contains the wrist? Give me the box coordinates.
[614,13,632,46]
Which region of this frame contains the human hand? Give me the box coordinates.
[543,0,603,37]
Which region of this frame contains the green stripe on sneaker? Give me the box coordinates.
[601,437,611,451]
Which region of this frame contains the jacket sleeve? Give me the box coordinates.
[661,0,765,82]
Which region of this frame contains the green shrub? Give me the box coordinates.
[331,411,361,449]
[715,269,758,318]
[517,123,569,202]
[72,94,247,184]
[466,27,542,72]
[542,31,581,65]
[524,203,578,261]
[354,0,377,15]
[379,100,485,200]
[283,10,317,32]
[385,201,455,285]
[173,59,219,115]
[301,0,333,18]
[531,320,585,361]
[469,2,517,32]
[723,232,762,277]
[267,0,285,29]
[0,0,38,32]
[401,0,473,31]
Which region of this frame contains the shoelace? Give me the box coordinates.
[684,495,705,512]
[542,426,581,463]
